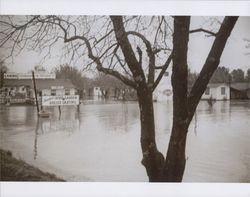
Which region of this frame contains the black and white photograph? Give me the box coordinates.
[0,1,250,196]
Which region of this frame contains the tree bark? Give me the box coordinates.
[162,16,190,182]
[111,16,164,181]
[137,84,165,182]
[110,16,238,182]
[161,16,238,182]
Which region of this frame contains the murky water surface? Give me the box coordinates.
[0,100,249,182]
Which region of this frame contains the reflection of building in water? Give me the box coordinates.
[33,118,40,160]
[1,65,78,104]
[33,116,80,160]
[39,118,80,135]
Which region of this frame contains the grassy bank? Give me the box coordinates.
[0,149,64,181]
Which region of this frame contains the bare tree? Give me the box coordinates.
[163,16,238,181]
[0,15,238,182]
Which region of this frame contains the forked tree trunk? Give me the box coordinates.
[161,16,190,182]
[110,15,238,182]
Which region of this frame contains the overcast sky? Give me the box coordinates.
[3,16,250,75]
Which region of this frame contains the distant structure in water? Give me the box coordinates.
[201,82,250,101]
[0,65,78,105]
[230,82,250,99]
[201,83,230,101]
[154,66,173,102]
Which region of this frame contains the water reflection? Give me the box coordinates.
[78,101,139,134]
[33,117,39,160]
[32,110,80,160]
[1,100,250,182]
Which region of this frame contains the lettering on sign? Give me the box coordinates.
[51,86,64,90]
[4,73,56,79]
[42,95,79,106]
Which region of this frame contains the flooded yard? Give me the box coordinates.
[0,100,250,182]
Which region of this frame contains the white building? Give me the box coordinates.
[201,83,230,100]
[154,67,173,101]
[1,67,78,104]
[93,87,102,97]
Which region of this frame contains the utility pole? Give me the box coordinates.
[32,71,40,115]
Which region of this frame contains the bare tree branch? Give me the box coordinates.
[187,16,238,124]
[126,31,156,86]
[96,66,136,88]
[110,16,146,85]
[56,19,136,88]
[152,53,172,91]
[189,28,217,36]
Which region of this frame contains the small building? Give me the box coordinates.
[87,87,102,100]
[154,69,173,101]
[201,83,230,100]
[1,78,77,104]
[230,82,250,99]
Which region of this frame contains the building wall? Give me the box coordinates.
[3,86,26,97]
[154,68,173,101]
[42,88,76,96]
[93,87,102,97]
[69,89,76,95]
[2,72,78,104]
[202,84,230,100]
[42,89,51,96]
[17,86,27,94]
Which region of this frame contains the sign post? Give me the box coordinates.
[32,71,40,115]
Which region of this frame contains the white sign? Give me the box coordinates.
[4,72,56,79]
[51,86,64,90]
[42,95,79,106]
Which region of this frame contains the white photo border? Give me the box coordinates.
[1,0,250,197]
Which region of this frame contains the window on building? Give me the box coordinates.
[51,89,56,96]
[22,87,25,91]
[164,72,169,77]
[65,89,70,95]
[221,87,226,95]
[205,87,210,95]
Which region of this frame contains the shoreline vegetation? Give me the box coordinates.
[0,149,64,181]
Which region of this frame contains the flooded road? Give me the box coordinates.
[0,100,250,182]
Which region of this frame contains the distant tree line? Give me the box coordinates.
[0,61,8,88]
[54,64,132,92]
[188,66,250,86]
[55,65,250,93]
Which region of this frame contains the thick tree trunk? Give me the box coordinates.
[162,16,190,182]
[161,16,238,182]
[110,16,238,182]
[137,86,165,182]
[162,122,188,181]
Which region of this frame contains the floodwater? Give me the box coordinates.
[0,100,250,182]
